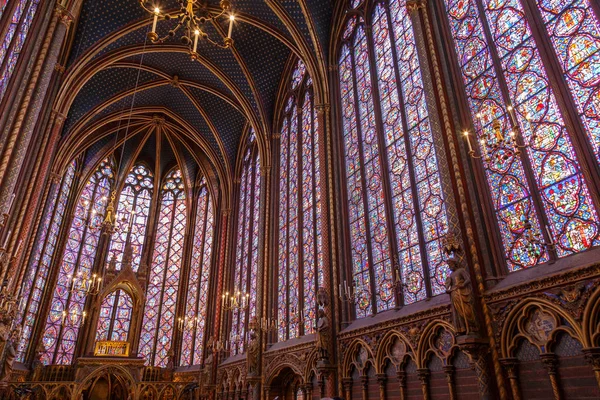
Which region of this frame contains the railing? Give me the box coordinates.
[143,366,164,381]
[35,365,74,381]
[93,341,130,357]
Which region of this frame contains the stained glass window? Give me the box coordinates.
[107,164,153,272]
[277,60,323,342]
[180,177,215,366]
[231,132,261,355]
[95,289,134,342]
[139,169,187,367]
[0,0,42,100]
[442,0,600,271]
[16,161,76,362]
[338,0,450,317]
[41,159,114,365]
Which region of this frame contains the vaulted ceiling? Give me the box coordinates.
[55,0,334,202]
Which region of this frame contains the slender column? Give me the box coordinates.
[263,385,271,400]
[541,353,562,400]
[314,103,337,398]
[376,373,387,400]
[500,358,521,400]
[412,0,508,397]
[444,366,456,400]
[396,370,407,400]
[583,348,600,391]
[304,384,312,400]
[459,337,492,400]
[0,4,72,221]
[342,378,352,400]
[360,375,368,400]
[417,368,430,400]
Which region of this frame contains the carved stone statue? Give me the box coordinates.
[246,318,260,377]
[316,287,331,361]
[316,308,330,360]
[445,254,479,335]
[31,342,46,381]
[0,324,21,382]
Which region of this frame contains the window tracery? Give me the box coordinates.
[0,0,42,99]
[442,0,600,271]
[277,60,323,342]
[41,159,114,365]
[139,168,187,367]
[180,177,215,366]
[107,164,154,272]
[338,0,450,317]
[96,289,134,342]
[16,161,76,362]
[231,132,261,355]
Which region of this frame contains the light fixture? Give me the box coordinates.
[140,0,236,59]
[67,271,102,296]
[338,278,370,308]
[463,108,556,256]
[221,290,249,312]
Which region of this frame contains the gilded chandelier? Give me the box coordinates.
[140,0,235,58]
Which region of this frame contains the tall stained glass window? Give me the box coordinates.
[107,164,153,271]
[442,0,600,271]
[0,0,42,100]
[95,289,134,342]
[16,161,76,362]
[277,60,323,342]
[231,132,261,355]
[180,177,215,366]
[41,159,114,365]
[338,1,450,317]
[139,169,186,367]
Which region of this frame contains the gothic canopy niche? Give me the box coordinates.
[53,0,335,196]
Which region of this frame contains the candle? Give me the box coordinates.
[395,269,400,283]
[480,138,488,156]
[193,29,199,53]
[227,14,235,39]
[463,131,473,152]
[152,8,160,34]
[2,230,11,249]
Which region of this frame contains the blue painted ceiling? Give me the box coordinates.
[62,0,334,177]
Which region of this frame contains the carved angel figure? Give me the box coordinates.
[445,256,479,335]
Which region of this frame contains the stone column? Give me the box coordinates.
[407,0,508,398]
[417,368,430,400]
[583,348,600,392]
[376,373,387,400]
[444,365,456,400]
[540,353,562,400]
[396,370,407,400]
[360,375,368,400]
[342,378,352,400]
[458,336,492,400]
[500,358,521,400]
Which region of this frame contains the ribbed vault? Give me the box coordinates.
[53,0,334,205]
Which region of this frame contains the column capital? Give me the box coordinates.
[406,0,426,13]
[315,103,330,113]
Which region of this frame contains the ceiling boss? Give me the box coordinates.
[140,0,235,59]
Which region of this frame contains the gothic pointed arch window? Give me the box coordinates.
[0,0,42,99]
[180,176,215,366]
[139,168,187,367]
[41,158,114,365]
[338,0,451,317]
[277,60,323,342]
[107,164,154,272]
[16,160,76,362]
[441,0,600,271]
[231,132,261,355]
[96,289,134,342]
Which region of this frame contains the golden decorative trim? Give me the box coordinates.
[93,341,130,357]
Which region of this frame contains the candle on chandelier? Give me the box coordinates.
[228,14,235,39]
[463,131,473,153]
[152,8,160,33]
[193,30,199,53]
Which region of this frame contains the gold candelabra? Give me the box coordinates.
[140,0,236,58]
[221,290,249,312]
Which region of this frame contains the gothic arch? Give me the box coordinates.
[500,299,584,357]
[341,339,375,378]
[416,320,456,368]
[375,330,416,373]
[74,365,136,399]
[582,283,600,347]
